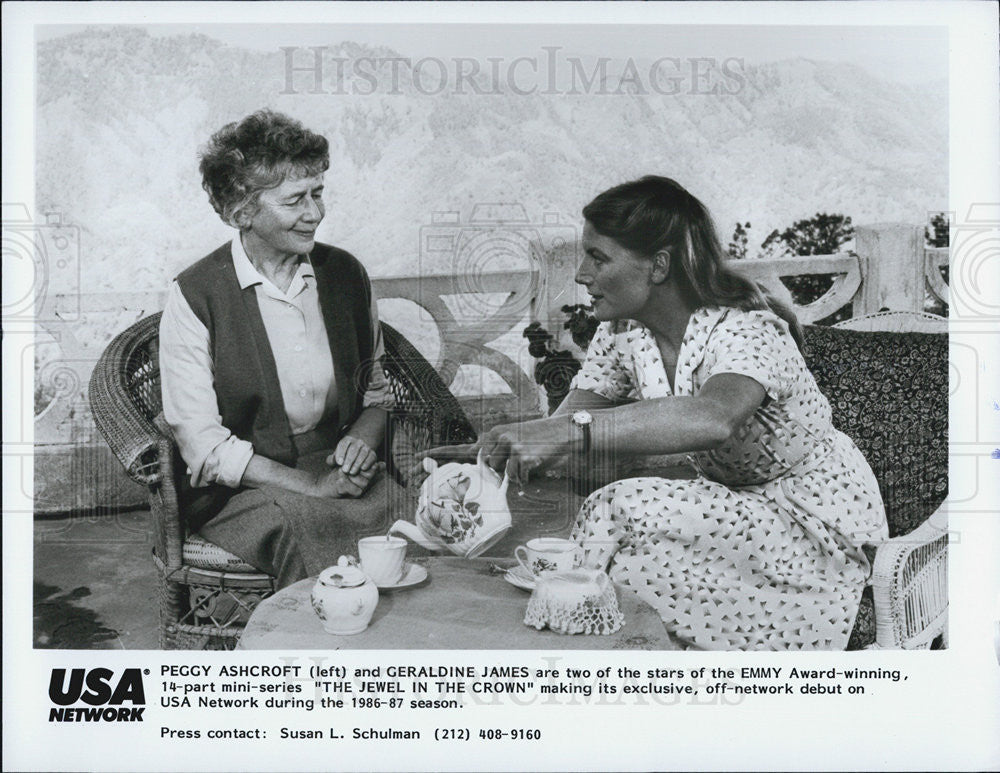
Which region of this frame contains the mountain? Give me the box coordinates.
[36,28,947,293]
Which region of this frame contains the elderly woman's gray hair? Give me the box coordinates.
[199,109,329,227]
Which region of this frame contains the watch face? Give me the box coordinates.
[573,410,593,425]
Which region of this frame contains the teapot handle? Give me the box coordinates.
[476,449,510,496]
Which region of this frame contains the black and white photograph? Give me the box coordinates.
[4,2,998,770]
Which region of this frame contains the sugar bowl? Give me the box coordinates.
[311,556,379,635]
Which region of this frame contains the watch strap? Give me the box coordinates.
[572,411,592,457]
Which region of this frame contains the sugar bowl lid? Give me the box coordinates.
[318,556,368,588]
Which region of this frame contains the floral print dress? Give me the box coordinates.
[569,306,888,650]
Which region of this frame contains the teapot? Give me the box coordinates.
[310,557,379,635]
[390,451,511,558]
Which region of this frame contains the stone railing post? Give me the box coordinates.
[854,223,926,314]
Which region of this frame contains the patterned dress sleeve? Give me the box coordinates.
[698,309,798,402]
[569,321,635,400]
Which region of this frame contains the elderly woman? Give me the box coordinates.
[160,109,401,588]
[442,176,888,650]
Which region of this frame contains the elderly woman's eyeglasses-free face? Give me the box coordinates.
[242,172,326,262]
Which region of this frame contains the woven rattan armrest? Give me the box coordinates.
[150,432,187,573]
[88,314,164,486]
[871,505,948,649]
[379,322,477,488]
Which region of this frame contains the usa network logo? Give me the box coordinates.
[48,668,147,722]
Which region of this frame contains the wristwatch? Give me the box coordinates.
[571,410,593,457]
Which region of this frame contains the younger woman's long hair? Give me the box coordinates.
[582,176,804,349]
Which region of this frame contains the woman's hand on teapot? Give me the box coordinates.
[409,443,478,488]
[477,418,569,487]
[328,435,377,476]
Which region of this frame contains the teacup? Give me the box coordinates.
[358,536,408,586]
[515,537,581,577]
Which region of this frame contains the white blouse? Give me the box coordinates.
[159,237,393,488]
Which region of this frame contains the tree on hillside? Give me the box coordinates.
[727,222,751,260]
[760,213,854,258]
[924,212,950,317]
[758,213,855,316]
[925,212,950,248]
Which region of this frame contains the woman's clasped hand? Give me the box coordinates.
[327,434,379,477]
[317,434,382,498]
[312,461,385,500]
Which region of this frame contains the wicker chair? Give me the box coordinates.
[805,310,948,649]
[88,313,477,649]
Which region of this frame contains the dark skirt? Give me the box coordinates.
[197,450,416,588]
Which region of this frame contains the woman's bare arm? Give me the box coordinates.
[550,388,633,416]
[241,454,378,498]
[479,373,766,483]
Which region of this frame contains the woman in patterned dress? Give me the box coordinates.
[471,176,888,650]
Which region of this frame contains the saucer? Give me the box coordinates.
[503,565,536,592]
[376,563,428,591]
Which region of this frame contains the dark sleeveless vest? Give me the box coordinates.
[176,241,374,470]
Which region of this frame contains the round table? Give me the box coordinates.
[237,557,681,650]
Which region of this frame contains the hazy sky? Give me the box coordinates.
[37,23,948,85]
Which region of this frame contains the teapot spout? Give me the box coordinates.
[389,519,444,553]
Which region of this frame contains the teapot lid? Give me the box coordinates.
[318,557,368,588]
